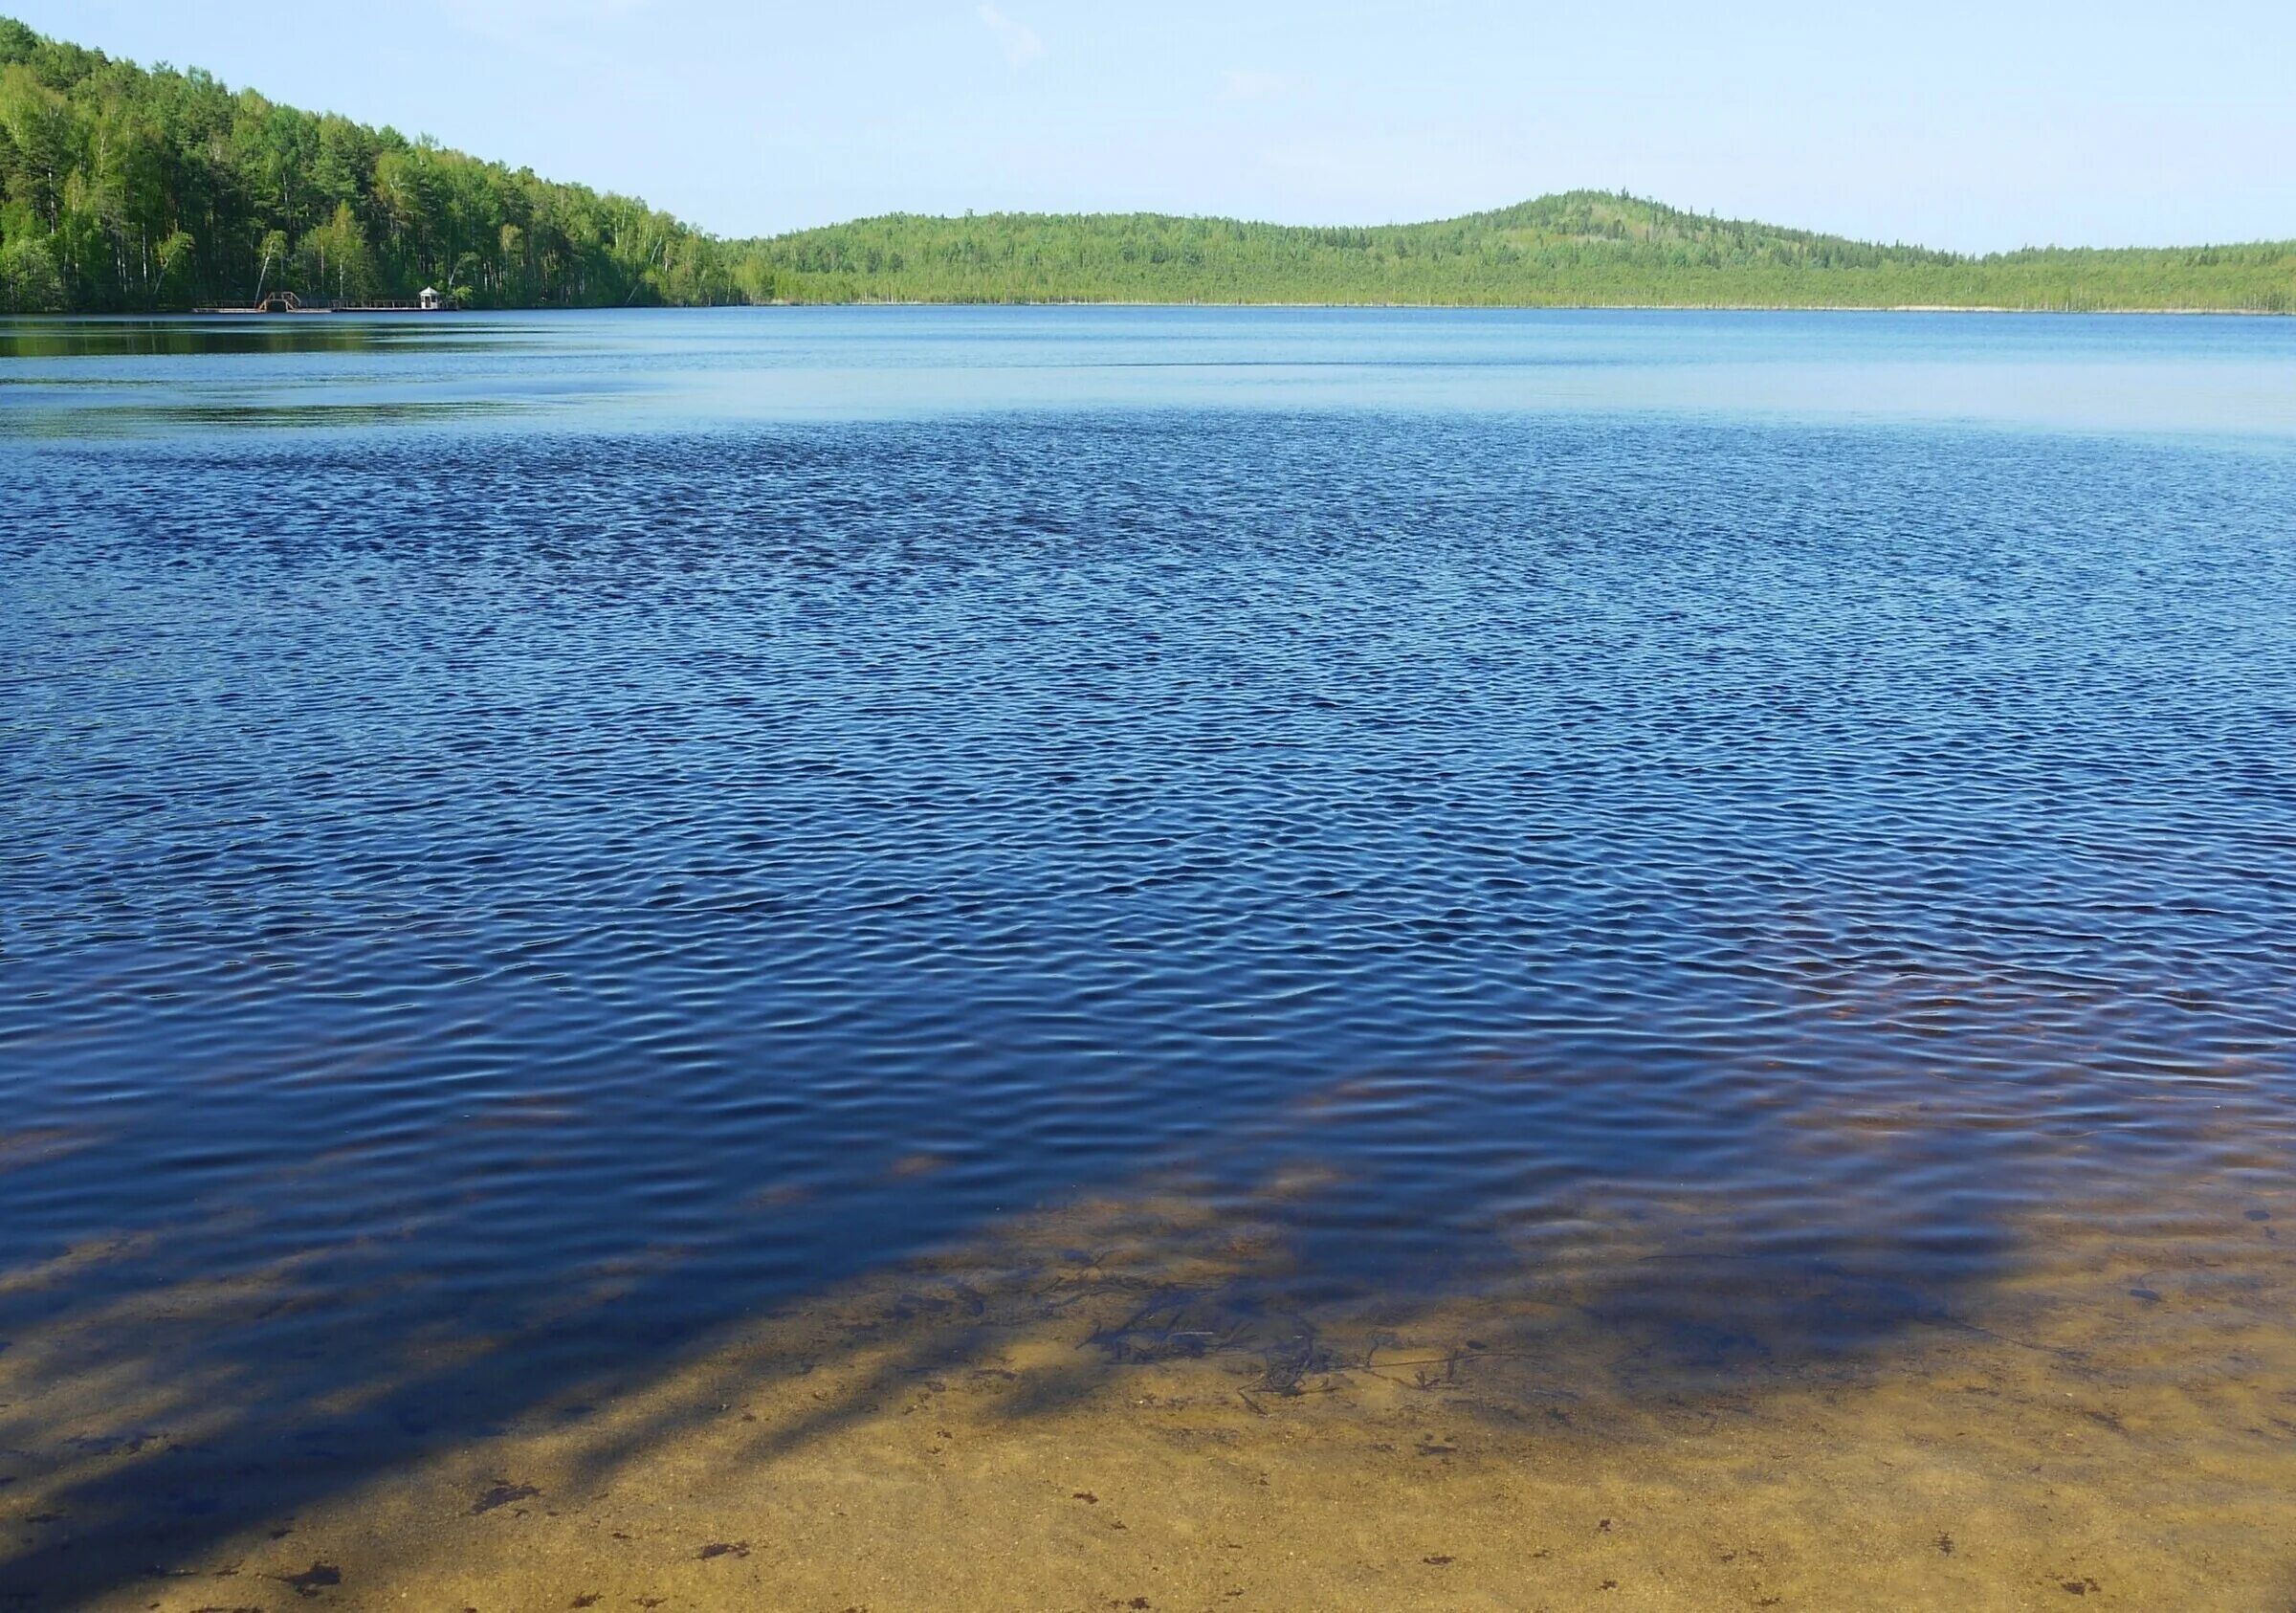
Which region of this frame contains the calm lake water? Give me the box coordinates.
[2,308,2293,1602]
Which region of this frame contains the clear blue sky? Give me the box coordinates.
[17,0,2295,252]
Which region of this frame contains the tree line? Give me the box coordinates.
[4,16,2290,316]
[0,16,743,312]
[748,196,2295,312]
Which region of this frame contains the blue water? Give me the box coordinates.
[2,307,2293,1588]
[7,305,2296,437]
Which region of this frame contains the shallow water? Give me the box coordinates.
[1,308,2293,1607]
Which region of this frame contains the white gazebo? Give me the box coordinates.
[418,286,443,311]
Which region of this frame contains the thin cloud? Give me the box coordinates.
[1219,69,1296,103]
[436,0,656,36]
[977,5,1047,68]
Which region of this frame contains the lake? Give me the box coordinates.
[3,308,2293,1609]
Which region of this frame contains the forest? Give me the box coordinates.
[4,15,2291,315]
[0,16,743,312]
[749,199,2296,312]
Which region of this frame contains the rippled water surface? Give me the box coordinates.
[2,309,2293,1604]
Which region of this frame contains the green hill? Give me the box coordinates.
[3,14,2290,315]
[739,195,2295,312]
[0,15,742,313]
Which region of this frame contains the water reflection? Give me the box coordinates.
[0,307,2291,439]
[0,397,563,437]
[0,315,537,359]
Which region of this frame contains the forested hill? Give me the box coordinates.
[740,199,2296,311]
[0,16,745,312]
[3,15,2291,315]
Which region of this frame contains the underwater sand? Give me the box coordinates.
[3,1139,2288,1611]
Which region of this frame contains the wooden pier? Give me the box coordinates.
[196,291,447,314]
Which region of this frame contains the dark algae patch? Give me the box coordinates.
[278,1561,342,1597]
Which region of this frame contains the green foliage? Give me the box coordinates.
[0,227,63,310]
[0,14,744,310]
[740,195,2296,313]
[1,14,2289,316]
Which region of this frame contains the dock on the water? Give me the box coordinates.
[197,288,447,314]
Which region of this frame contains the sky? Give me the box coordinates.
[15,0,2296,253]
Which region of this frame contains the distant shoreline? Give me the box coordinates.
[745,299,2291,316]
[14,301,2289,320]
[54,303,2277,319]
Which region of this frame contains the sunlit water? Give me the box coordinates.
[2,308,2293,1604]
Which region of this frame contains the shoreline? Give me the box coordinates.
[754,298,2291,316]
[21,300,2292,320]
